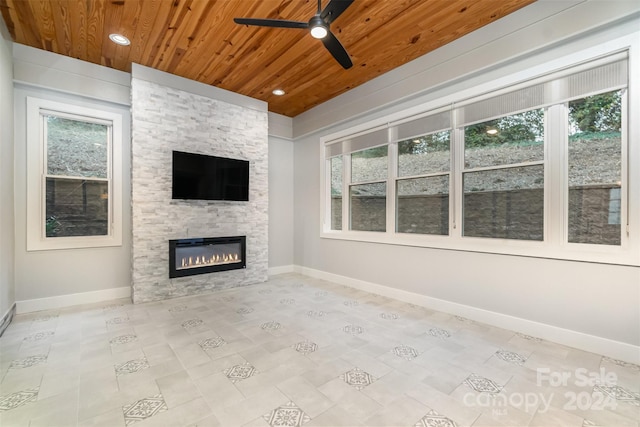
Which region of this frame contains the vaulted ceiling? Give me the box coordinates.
[0,0,536,117]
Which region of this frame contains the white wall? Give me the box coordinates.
[12,46,132,310]
[292,3,640,362]
[268,135,294,270]
[0,17,15,327]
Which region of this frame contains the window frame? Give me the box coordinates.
[320,43,638,267]
[26,96,123,251]
[394,129,452,236]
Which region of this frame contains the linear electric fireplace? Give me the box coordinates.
[169,236,246,278]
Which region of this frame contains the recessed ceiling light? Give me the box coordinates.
[272,89,285,96]
[109,33,130,46]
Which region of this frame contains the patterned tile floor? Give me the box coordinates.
[0,273,638,426]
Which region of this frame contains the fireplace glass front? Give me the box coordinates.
[169,236,246,278]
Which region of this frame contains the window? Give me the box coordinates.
[350,146,387,232]
[462,109,544,240]
[568,90,622,245]
[27,97,123,250]
[321,52,634,265]
[44,115,110,237]
[396,131,450,235]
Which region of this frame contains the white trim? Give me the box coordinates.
[293,265,640,365]
[16,286,131,314]
[268,265,295,276]
[26,96,124,251]
[13,44,131,106]
[268,112,293,140]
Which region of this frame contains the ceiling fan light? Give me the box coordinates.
[310,25,328,39]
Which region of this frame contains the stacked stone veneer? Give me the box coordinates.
[131,78,268,303]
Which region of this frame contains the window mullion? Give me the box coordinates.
[343,154,351,231]
[387,140,398,234]
[451,127,464,238]
[546,104,567,246]
[40,114,47,241]
[621,87,629,243]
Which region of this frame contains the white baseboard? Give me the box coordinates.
[16,286,131,314]
[268,264,295,276]
[294,265,640,365]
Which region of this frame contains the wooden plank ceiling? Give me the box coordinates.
[0,0,536,117]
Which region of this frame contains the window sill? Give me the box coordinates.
[26,234,122,252]
[320,230,639,267]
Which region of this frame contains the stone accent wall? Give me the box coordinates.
[131,78,268,303]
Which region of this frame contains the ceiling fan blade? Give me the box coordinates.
[320,0,354,24]
[233,18,308,29]
[322,31,353,69]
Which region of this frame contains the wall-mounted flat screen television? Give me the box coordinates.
[172,151,249,201]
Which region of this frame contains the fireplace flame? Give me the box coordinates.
[180,252,241,269]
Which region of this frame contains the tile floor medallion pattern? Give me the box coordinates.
[306,310,326,318]
[23,330,54,341]
[380,312,399,320]
[33,314,58,322]
[9,354,47,369]
[224,363,257,383]
[293,341,318,354]
[464,373,503,393]
[261,321,281,331]
[516,332,543,342]
[0,387,39,411]
[415,409,458,427]
[603,356,640,371]
[393,344,419,360]
[198,336,226,350]
[1,273,639,426]
[181,319,204,329]
[495,349,527,365]
[343,324,364,335]
[263,401,311,427]
[593,384,640,406]
[122,394,168,425]
[428,327,451,339]
[115,358,151,376]
[341,367,376,390]
[110,334,138,345]
[106,316,129,325]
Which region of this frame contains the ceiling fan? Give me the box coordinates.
[234,0,354,69]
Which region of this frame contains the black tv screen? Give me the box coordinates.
[172,151,249,201]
